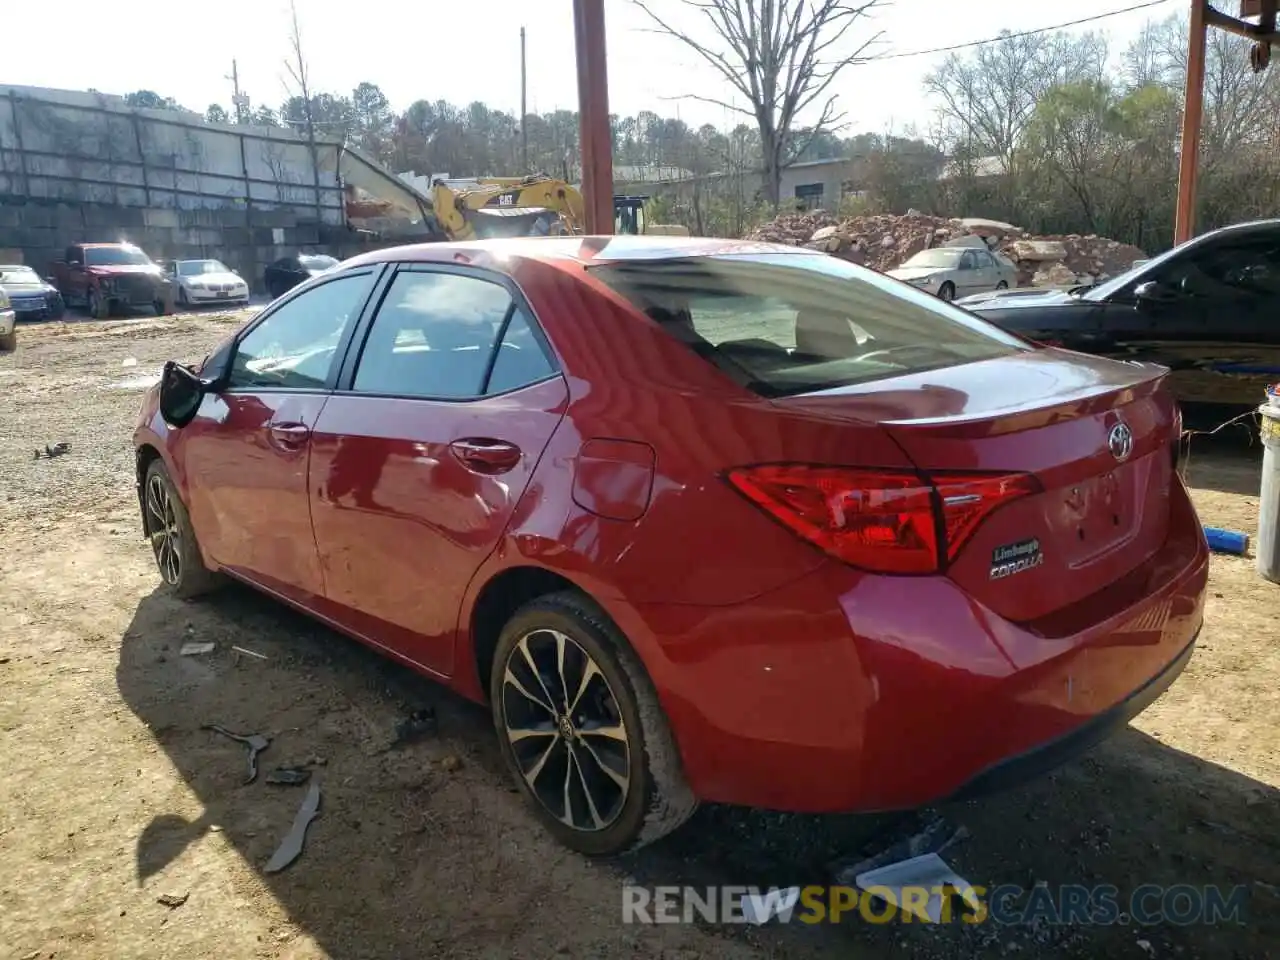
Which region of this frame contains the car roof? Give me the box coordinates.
[342,235,812,270]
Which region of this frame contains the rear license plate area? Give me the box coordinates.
[1062,467,1138,564]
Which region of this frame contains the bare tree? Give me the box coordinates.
[283,0,324,223]
[924,31,1108,177]
[635,0,882,208]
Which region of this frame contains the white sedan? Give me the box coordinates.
[167,259,250,308]
[886,246,1019,302]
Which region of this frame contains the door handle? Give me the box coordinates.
[268,421,311,447]
[450,438,522,474]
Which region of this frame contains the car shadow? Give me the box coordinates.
[117,584,1279,959]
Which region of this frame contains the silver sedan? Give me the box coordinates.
[886,246,1019,302]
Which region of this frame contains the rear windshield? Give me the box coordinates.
[590,252,1026,397]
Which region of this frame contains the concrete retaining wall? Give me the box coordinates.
[0,196,394,293]
[0,85,344,221]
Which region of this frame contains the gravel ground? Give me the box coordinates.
[0,311,1277,960]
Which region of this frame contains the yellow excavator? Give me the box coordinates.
[613,195,690,237]
[429,176,689,240]
[431,176,584,241]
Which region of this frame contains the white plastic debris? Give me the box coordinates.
[122,357,138,367]
[740,886,802,925]
[855,852,980,923]
[1137,940,1155,957]
[179,642,216,656]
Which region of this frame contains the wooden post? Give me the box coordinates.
[1174,0,1208,245]
[574,0,614,234]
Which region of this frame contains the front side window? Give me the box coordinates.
[229,273,374,390]
[591,253,1025,398]
[1156,240,1280,302]
[352,271,555,399]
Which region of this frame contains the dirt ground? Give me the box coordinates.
[0,313,1277,960]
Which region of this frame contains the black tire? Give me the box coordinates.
[88,287,109,319]
[154,298,171,317]
[143,459,223,599]
[0,330,15,352]
[996,280,1009,290]
[490,591,698,857]
[938,281,956,302]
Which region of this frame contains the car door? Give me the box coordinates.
[1090,242,1227,388]
[307,264,568,678]
[1131,237,1280,405]
[173,268,380,604]
[956,249,983,294]
[973,250,1001,291]
[65,245,87,302]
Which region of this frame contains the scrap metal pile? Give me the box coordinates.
[747,210,1147,287]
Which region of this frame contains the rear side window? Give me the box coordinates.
[351,271,556,399]
[591,253,1026,397]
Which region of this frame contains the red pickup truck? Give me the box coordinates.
[53,243,172,318]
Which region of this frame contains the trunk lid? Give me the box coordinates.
[783,350,1178,623]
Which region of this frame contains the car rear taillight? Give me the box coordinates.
[726,464,1040,575]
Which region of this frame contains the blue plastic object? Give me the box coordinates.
[1204,526,1249,555]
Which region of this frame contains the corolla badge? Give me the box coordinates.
[1108,422,1134,462]
[989,538,1043,580]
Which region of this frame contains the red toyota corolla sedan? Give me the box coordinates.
[133,236,1208,856]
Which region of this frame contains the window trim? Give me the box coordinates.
[222,264,388,395]
[334,262,562,403]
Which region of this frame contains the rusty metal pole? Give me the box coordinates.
[1174,0,1208,245]
[574,0,614,234]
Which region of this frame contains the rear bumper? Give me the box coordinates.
[947,631,1196,802]
[617,478,1209,813]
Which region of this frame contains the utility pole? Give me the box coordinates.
[520,27,528,171]
[227,59,248,124]
[574,0,613,233]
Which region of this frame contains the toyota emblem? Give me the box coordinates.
[1108,422,1134,462]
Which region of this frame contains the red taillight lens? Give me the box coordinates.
[726,464,1039,575]
[930,473,1042,563]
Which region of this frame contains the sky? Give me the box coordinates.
[3,0,1184,140]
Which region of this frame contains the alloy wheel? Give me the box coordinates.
[500,629,631,832]
[145,474,182,584]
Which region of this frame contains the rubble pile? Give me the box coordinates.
[747,211,1146,287]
